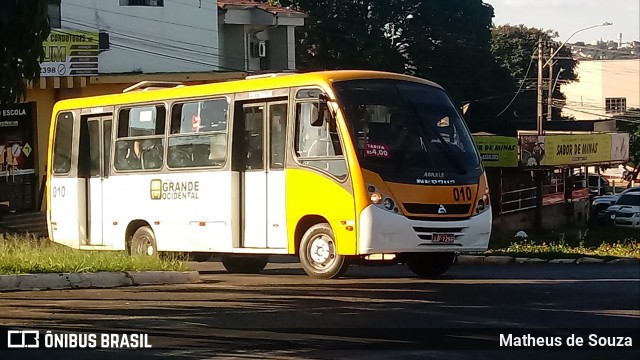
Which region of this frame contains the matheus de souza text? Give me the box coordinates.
[500,333,633,347]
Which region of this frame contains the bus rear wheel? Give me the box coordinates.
[299,223,348,279]
[130,226,157,257]
[405,252,456,278]
[221,255,268,274]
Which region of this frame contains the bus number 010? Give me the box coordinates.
[52,186,66,198]
[453,187,472,202]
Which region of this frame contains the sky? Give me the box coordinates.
[488,0,640,43]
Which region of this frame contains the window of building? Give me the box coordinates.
[605,97,626,114]
[168,98,229,169]
[115,105,166,171]
[119,0,164,6]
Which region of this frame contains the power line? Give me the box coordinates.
[63,2,219,33]
[53,22,248,72]
[495,47,536,117]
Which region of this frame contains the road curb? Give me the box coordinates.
[456,255,639,265]
[0,271,200,292]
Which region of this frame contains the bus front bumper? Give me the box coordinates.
[358,204,492,254]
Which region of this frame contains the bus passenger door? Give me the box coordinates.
[239,103,268,248]
[83,115,112,246]
[266,102,288,249]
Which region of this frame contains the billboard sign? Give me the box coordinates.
[473,135,518,167]
[40,29,99,77]
[519,133,629,167]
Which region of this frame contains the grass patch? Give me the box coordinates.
[488,226,640,259]
[0,234,188,275]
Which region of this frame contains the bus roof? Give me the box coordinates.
[52,70,442,112]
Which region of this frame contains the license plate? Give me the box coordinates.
[432,233,455,243]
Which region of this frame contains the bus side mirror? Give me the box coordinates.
[311,94,329,127]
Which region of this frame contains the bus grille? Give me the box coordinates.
[403,203,471,215]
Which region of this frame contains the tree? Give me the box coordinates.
[281,0,513,133]
[0,0,52,104]
[490,25,579,132]
[280,0,407,73]
[616,108,640,184]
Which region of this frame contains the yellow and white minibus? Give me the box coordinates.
[47,70,491,278]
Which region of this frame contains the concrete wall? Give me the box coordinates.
[493,199,590,232]
[221,25,247,72]
[267,26,295,71]
[61,0,220,73]
[562,59,640,119]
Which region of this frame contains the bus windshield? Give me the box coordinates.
[334,79,481,182]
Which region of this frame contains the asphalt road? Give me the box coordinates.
[0,260,639,359]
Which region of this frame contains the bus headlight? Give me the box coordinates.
[383,198,395,210]
[476,192,490,214]
[367,184,398,212]
[370,192,383,204]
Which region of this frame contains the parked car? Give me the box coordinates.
[614,208,640,229]
[598,192,640,226]
[591,186,640,223]
[587,173,612,196]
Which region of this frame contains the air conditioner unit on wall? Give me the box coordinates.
[250,41,267,58]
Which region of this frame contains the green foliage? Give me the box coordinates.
[0,0,51,104]
[616,108,640,179]
[281,0,513,134]
[0,234,187,275]
[488,226,640,259]
[281,0,407,73]
[497,240,640,259]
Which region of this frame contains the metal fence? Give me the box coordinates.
[500,186,538,215]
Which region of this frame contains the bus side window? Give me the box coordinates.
[168,98,229,169]
[52,112,74,174]
[295,102,347,179]
[114,105,166,171]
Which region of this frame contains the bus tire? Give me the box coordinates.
[130,226,158,257]
[221,255,268,274]
[406,252,455,278]
[299,223,348,279]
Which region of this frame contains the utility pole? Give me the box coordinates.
[547,47,554,121]
[536,40,545,134]
[534,39,545,228]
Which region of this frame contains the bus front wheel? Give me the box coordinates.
[221,255,268,274]
[130,226,157,257]
[405,252,456,278]
[299,223,348,279]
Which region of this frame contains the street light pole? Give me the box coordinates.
[537,22,613,133]
[547,47,555,121]
[533,22,612,229]
[549,67,565,119]
[543,22,613,68]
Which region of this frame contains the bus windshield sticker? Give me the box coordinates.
[364,143,390,158]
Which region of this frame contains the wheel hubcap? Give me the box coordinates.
[308,235,335,270]
[134,235,155,256]
[146,242,154,256]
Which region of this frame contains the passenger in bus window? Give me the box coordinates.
[125,140,142,170]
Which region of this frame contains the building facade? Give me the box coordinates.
[561,59,640,120]
[0,0,305,213]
